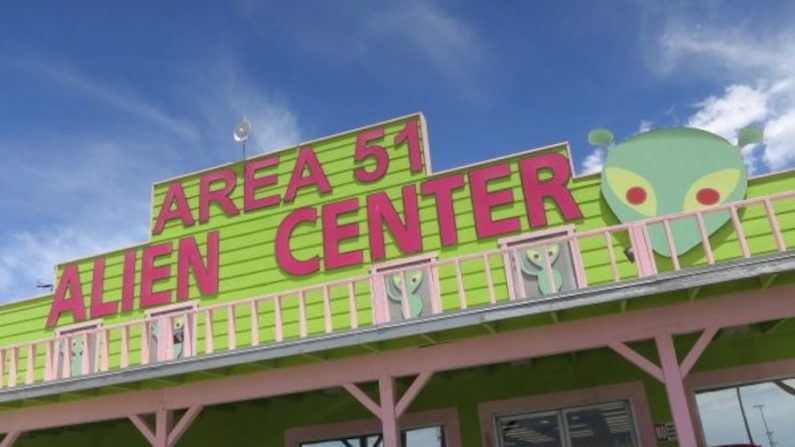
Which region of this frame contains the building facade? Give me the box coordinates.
[0,113,793,447]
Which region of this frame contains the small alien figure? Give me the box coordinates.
[519,244,562,295]
[151,318,186,360]
[70,339,84,377]
[590,127,762,257]
[386,271,425,318]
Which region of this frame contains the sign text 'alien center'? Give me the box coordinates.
[0,113,794,447]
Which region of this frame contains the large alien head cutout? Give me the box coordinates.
[590,127,762,257]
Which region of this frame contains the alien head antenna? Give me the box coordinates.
[233,117,252,160]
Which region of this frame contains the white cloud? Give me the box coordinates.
[580,147,605,175]
[0,54,302,302]
[656,22,795,174]
[637,120,654,134]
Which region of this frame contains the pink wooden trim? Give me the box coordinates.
[283,408,461,447]
[1,286,793,436]
[679,327,719,378]
[121,326,130,368]
[8,347,17,387]
[764,198,786,251]
[655,333,699,447]
[629,224,655,277]
[0,432,21,447]
[44,341,53,381]
[729,205,750,258]
[483,254,496,304]
[322,286,333,333]
[378,377,400,447]
[143,300,199,317]
[642,223,658,274]
[510,251,524,299]
[100,329,109,371]
[141,321,150,365]
[395,371,433,416]
[542,243,555,293]
[343,383,382,418]
[204,309,214,353]
[227,305,237,350]
[454,260,466,309]
[167,405,203,447]
[81,332,90,374]
[24,344,34,385]
[604,231,620,282]
[662,219,680,270]
[130,414,157,446]
[298,292,308,338]
[695,212,715,264]
[250,301,260,347]
[477,381,655,447]
[61,337,71,379]
[569,235,588,287]
[502,253,517,301]
[608,341,664,382]
[0,349,4,388]
[348,282,358,329]
[274,296,284,342]
[155,408,171,447]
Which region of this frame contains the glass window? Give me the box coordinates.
[300,425,444,447]
[496,400,638,447]
[695,377,795,447]
[374,257,438,322]
[503,233,580,300]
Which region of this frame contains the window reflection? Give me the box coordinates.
[496,400,638,447]
[300,426,444,447]
[696,377,795,447]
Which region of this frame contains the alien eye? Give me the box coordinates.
[605,167,657,217]
[626,187,647,205]
[696,187,720,206]
[683,169,741,212]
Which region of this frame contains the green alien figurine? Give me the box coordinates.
[70,339,84,377]
[590,127,762,257]
[519,244,562,295]
[386,271,425,318]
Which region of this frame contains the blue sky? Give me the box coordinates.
[1,1,794,301]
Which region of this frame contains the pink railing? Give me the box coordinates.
[0,191,792,390]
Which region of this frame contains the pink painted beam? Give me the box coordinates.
[0,432,21,447]
[378,377,400,447]
[129,414,157,446]
[348,282,359,329]
[608,341,664,382]
[454,260,466,309]
[24,344,34,385]
[322,286,333,333]
[395,371,433,416]
[729,206,751,258]
[655,333,699,447]
[695,212,715,264]
[227,305,237,351]
[274,296,284,342]
[679,327,719,378]
[121,326,130,368]
[483,254,496,305]
[764,198,786,252]
[343,383,382,418]
[167,405,203,447]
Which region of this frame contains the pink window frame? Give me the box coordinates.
[283,407,461,447]
[370,252,441,323]
[685,358,795,447]
[477,381,656,447]
[498,225,587,297]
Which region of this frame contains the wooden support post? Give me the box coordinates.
[130,406,203,447]
[343,372,434,447]
[0,432,21,447]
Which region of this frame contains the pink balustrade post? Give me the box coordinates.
[141,321,151,365]
[655,333,699,447]
[348,282,359,329]
[274,296,284,342]
[25,344,35,385]
[542,244,556,295]
[503,252,517,301]
[298,291,308,338]
[0,432,21,447]
[729,205,751,258]
[100,329,109,372]
[764,198,786,252]
[121,326,130,368]
[428,266,442,314]
[227,305,237,351]
[183,313,194,357]
[81,332,90,375]
[8,347,17,387]
[662,219,680,271]
[62,337,71,379]
[604,231,620,282]
[483,254,496,304]
[250,302,260,347]
[512,250,526,299]
[454,260,466,309]
[204,309,214,354]
[322,286,333,332]
[44,341,53,381]
[379,377,400,447]
[695,212,715,265]
[628,224,657,277]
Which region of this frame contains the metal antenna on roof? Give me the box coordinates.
[36,281,54,292]
[233,117,252,160]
